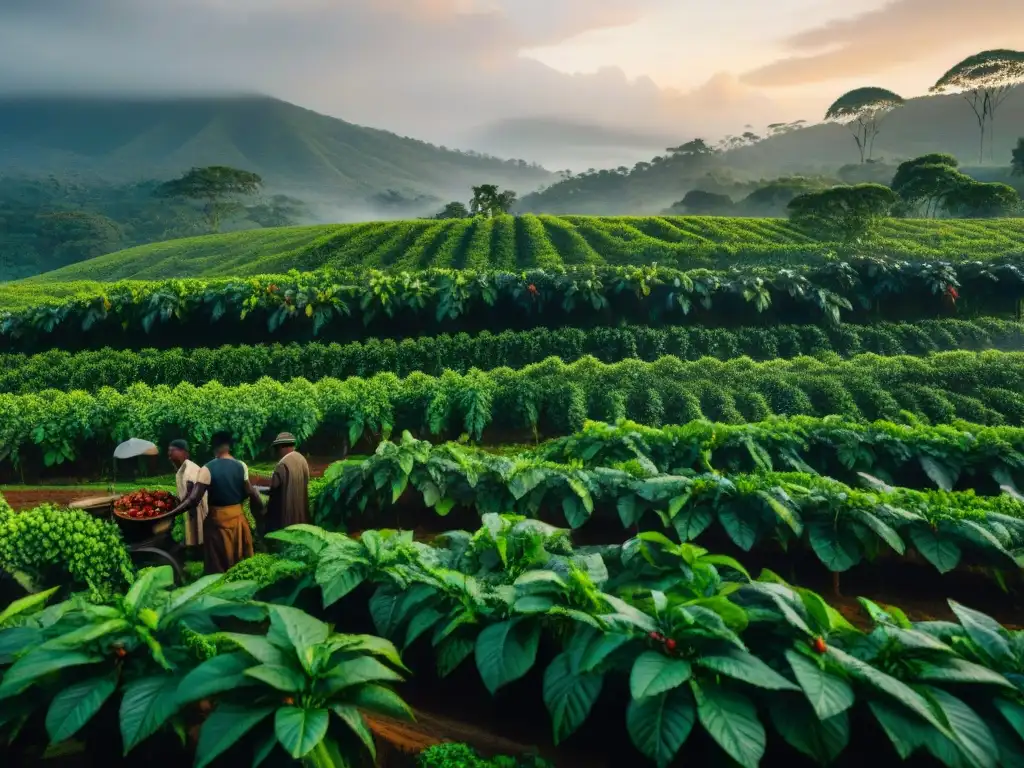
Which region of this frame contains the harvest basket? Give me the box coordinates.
[112,490,179,542]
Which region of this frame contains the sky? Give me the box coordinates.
[1,0,1023,161]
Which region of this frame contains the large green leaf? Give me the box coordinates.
[629,652,693,699]
[672,505,714,541]
[827,647,950,737]
[920,456,957,492]
[267,606,329,664]
[245,664,307,693]
[0,586,59,626]
[0,650,101,699]
[119,675,181,754]
[698,648,799,691]
[908,527,961,573]
[436,635,475,678]
[195,704,275,768]
[695,684,765,768]
[543,653,603,744]
[807,519,861,572]
[331,704,376,759]
[404,608,444,650]
[275,706,329,759]
[45,672,118,743]
[123,567,174,615]
[849,508,906,554]
[626,687,696,768]
[41,619,131,651]
[786,650,854,720]
[222,633,289,666]
[868,699,935,760]
[916,658,1013,688]
[316,656,402,697]
[0,627,41,665]
[316,555,367,608]
[177,653,259,704]
[475,618,541,695]
[340,684,414,722]
[994,698,1024,741]
[923,686,998,768]
[770,699,849,765]
[718,505,759,551]
[568,627,632,675]
[948,601,1012,665]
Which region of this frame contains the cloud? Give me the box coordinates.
[742,0,1024,88]
[0,0,790,163]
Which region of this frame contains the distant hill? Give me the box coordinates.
[0,95,553,207]
[520,88,1024,214]
[19,215,1024,284]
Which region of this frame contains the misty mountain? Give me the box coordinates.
[0,94,553,215]
[521,87,1024,214]
[728,88,1024,177]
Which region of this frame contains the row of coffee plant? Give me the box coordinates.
[2,317,1021,394]
[7,352,1024,470]
[255,517,1024,767]
[0,567,412,766]
[314,433,1024,576]
[3,257,1019,351]
[535,417,1024,492]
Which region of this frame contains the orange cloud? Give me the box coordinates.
[742,0,1024,88]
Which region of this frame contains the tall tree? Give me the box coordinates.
[470,185,517,218]
[891,155,965,218]
[1012,138,1024,177]
[155,166,263,233]
[788,184,897,241]
[824,87,905,163]
[434,201,470,219]
[931,49,1024,163]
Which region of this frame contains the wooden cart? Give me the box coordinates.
[70,495,186,584]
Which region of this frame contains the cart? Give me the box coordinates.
[68,438,187,583]
[70,494,186,584]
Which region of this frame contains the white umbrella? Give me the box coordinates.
[114,438,159,459]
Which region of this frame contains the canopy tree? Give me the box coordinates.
[931,49,1024,163]
[470,184,517,218]
[891,155,965,218]
[944,180,1020,218]
[155,166,263,233]
[824,87,905,163]
[1012,138,1024,177]
[788,184,898,241]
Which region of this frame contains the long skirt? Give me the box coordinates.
[202,504,253,574]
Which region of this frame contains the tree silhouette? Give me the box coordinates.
[825,87,905,163]
[155,166,263,232]
[931,50,1024,163]
[470,185,517,218]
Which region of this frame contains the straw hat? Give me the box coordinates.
[272,432,297,447]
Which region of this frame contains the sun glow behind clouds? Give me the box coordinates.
[524,0,896,91]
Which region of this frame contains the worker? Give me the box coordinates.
[167,439,207,549]
[168,431,264,573]
[265,432,310,532]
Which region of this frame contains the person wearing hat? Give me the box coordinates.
[167,439,207,548]
[266,432,310,532]
[168,431,264,573]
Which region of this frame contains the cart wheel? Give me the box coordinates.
[131,547,185,584]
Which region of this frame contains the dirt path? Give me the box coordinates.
[368,709,547,763]
[3,489,106,511]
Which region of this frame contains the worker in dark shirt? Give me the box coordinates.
[168,431,264,573]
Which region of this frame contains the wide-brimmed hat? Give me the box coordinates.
[272,432,297,447]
